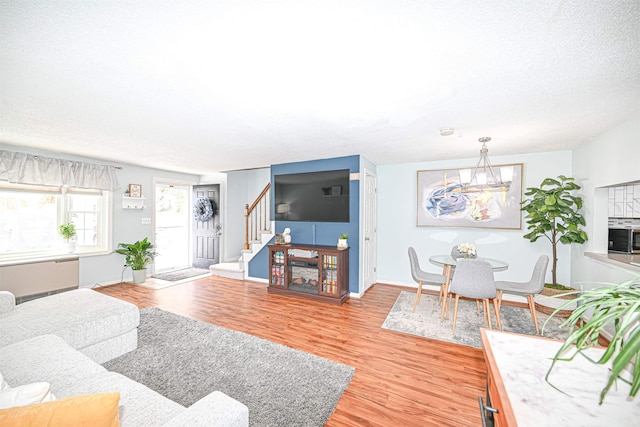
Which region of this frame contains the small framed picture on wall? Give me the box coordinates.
[128,184,142,198]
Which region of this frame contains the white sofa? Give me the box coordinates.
[0,288,139,364]
[0,289,249,426]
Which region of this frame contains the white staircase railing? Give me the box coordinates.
[244,183,271,250]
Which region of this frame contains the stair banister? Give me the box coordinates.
[244,183,271,250]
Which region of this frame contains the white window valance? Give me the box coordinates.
[0,150,120,191]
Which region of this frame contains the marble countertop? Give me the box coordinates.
[482,330,639,426]
[585,252,640,272]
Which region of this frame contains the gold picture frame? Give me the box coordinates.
[128,184,142,198]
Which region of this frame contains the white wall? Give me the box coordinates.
[376,150,573,290]
[572,112,640,289]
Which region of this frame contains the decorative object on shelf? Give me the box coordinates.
[283,227,291,244]
[115,237,156,284]
[337,233,349,249]
[128,184,142,198]
[521,175,588,286]
[193,197,217,222]
[58,222,76,253]
[416,163,523,229]
[274,234,285,244]
[543,276,640,403]
[455,243,476,259]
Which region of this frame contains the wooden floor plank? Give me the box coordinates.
[95,277,486,426]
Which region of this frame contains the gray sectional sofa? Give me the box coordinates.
[0,289,248,426]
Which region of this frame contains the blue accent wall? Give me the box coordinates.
[248,155,360,293]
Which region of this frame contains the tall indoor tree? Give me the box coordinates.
[521,175,588,286]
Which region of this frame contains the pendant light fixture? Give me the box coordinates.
[459,137,513,192]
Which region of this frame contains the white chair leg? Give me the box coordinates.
[493,298,502,331]
[527,294,540,335]
[452,295,460,334]
[496,290,503,312]
[484,299,493,329]
[412,281,423,312]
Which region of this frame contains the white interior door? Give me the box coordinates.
[154,182,191,272]
[363,169,377,292]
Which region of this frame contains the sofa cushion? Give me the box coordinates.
[0,335,107,388]
[0,289,139,351]
[0,392,120,427]
[0,334,185,426]
[55,372,186,427]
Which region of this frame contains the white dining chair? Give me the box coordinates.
[447,259,501,334]
[408,247,447,312]
[495,255,549,335]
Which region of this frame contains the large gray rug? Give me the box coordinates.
[382,291,569,348]
[104,308,354,426]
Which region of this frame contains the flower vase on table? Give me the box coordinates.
[455,243,477,260]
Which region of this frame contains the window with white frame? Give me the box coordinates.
[0,183,111,258]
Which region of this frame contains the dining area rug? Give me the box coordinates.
[382,291,570,348]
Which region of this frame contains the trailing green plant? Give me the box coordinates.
[115,237,156,271]
[58,223,76,242]
[521,175,588,286]
[543,278,640,403]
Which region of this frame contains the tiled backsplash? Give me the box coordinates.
[608,183,640,218]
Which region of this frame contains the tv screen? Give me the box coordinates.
[274,169,350,222]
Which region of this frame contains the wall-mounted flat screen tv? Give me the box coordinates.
[274,169,350,222]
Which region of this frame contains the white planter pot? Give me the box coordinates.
[337,239,348,249]
[132,269,147,284]
[63,242,76,253]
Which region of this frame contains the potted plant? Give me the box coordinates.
[521,175,588,288]
[58,222,77,253]
[115,237,156,283]
[337,233,349,249]
[543,276,640,403]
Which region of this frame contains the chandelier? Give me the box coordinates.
[459,137,513,192]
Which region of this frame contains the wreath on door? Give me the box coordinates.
[194,198,218,222]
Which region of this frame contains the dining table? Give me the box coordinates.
[429,255,509,320]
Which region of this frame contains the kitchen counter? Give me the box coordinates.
[585,252,640,272]
[481,329,639,426]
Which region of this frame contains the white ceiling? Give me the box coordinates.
[1,0,639,175]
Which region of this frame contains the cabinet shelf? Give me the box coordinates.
[268,244,349,305]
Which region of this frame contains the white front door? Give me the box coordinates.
[363,169,377,292]
[154,182,191,272]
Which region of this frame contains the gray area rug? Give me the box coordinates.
[382,291,570,348]
[103,308,354,426]
[151,267,209,281]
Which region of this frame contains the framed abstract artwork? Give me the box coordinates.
[416,164,523,229]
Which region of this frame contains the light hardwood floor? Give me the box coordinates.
[95,276,486,426]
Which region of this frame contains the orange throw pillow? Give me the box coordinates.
[0,392,120,427]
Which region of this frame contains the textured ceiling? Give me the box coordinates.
[1,0,639,175]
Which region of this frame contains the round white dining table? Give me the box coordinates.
[428,255,509,272]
